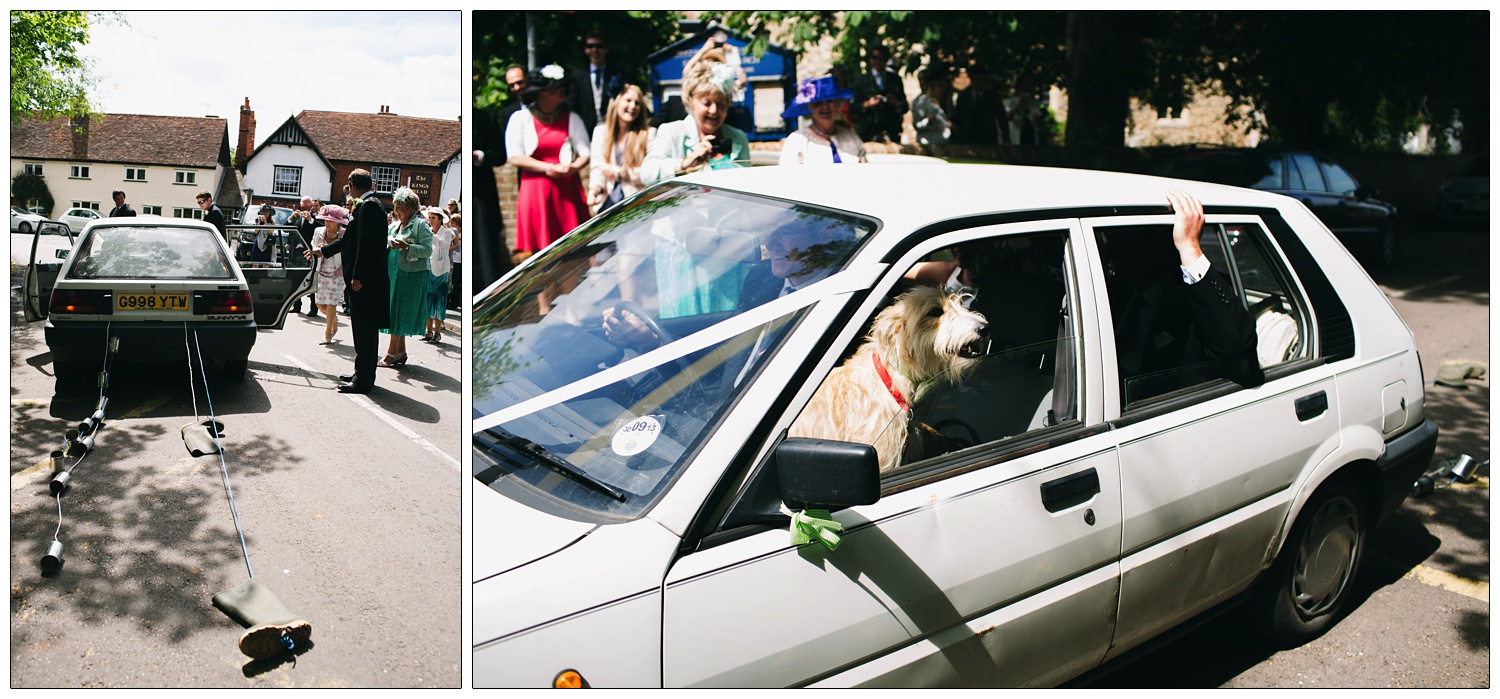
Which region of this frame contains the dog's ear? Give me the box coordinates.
[866,301,904,353]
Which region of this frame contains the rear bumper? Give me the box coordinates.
[45,319,257,363]
[1373,419,1440,526]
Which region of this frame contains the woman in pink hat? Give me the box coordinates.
[312,204,349,344]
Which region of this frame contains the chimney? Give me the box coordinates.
[236,97,256,171]
[67,114,89,159]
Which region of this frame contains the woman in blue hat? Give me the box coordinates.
[778,76,868,166]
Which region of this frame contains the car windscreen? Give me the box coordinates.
[472,182,874,522]
[66,225,235,280]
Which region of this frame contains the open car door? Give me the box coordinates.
[230,224,315,330]
[21,220,76,322]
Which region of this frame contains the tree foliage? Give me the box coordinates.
[472,10,684,114]
[10,11,120,122]
[11,173,55,216]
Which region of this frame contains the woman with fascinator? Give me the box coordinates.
[505,63,591,264]
[641,50,751,184]
[778,75,869,165]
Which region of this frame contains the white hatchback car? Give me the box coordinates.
[472,165,1438,688]
[11,204,44,233]
[20,217,313,390]
[58,206,103,234]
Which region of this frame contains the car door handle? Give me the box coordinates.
[1295,391,1328,421]
[1040,468,1100,512]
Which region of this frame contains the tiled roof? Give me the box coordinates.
[10,113,229,168]
[294,110,460,168]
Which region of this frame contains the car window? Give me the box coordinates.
[1319,158,1359,196]
[67,225,234,280]
[784,229,1079,478]
[1291,153,1326,192]
[472,183,875,521]
[1250,155,1283,190]
[1095,221,1308,410]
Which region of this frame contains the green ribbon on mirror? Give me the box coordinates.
[786,507,843,551]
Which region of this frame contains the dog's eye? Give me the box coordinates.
[927,307,943,318]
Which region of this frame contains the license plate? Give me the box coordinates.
[115,293,189,312]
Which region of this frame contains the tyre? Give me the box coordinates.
[1375,222,1398,268]
[18,221,32,234]
[1245,476,1367,647]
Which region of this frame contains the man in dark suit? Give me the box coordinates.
[1105,190,1262,403]
[950,64,1007,146]
[307,169,390,394]
[108,190,136,217]
[473,67,523,293]
[197,190,227,240]
[850,43,908,143]
[566,30,625,135]
[290,196,321,317]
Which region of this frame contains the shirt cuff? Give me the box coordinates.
[1180,254,1211,285]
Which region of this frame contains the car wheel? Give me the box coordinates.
[1246,476,1367,647]
[1375,223,1398,268]
[18,221,32,234]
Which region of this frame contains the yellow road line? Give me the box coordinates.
[1403,565,1489,602]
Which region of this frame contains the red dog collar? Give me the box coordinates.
[871,352,910,411]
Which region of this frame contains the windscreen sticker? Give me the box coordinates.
[611,416,662,456]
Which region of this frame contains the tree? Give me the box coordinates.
[11,173,55,217]
[472,11,684,115]
[10,11,120,122]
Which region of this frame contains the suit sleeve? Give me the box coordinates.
[1186,269,1263,383]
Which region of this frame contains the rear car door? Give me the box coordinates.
[1082,212,1342,659]
[21,221,77,322]
[230,224,314,329]
[661,222,1124,688]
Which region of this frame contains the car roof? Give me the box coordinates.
[84,215,221,233]
[678,164,1291,232]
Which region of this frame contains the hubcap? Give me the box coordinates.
[1291,495,1359,617]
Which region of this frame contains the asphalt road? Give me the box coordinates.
[9,297,463,687]
[1088,222,1490,688]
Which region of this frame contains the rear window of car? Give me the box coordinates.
[66,225,235,280]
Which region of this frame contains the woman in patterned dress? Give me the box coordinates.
[311,204,348,344]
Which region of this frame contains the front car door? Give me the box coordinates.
[1082,211,1342,659]
[661,221,1124,688]
[21,221,77,322]
[230,224,314,329]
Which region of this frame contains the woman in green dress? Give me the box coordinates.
[379,187,433,367]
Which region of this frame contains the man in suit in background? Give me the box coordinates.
[197,190,226,240]
[950,64,1007,146]
[851,43,908,143]
[306,169,390,394]
[567,29,624,135]
[108,190,136,217]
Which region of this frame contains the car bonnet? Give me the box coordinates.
[474,480,594,581]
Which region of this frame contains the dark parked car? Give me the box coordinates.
[1150,148,1400,267]
[1435,154,1488,225]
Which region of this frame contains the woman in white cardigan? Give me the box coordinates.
[911,67,952,146]
[588,84,654,216]
[778,76,868,165]
[505,63,590,262]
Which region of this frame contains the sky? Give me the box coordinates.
[78,11,462,152]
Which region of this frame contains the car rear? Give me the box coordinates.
[44,221,257,369]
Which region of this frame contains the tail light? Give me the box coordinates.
[202,290,252,314]
[49,289,111,315]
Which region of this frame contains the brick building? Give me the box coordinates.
[237,99,460,210]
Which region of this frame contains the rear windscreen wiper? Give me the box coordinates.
[476,428,626,502]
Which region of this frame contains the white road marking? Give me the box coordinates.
[281,353,460,471]
[1384,274,1463,299]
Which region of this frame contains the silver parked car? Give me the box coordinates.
[473,165,1437,688]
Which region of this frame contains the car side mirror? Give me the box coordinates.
[776,437,881,509]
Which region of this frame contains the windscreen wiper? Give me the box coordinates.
[476,428,626,502]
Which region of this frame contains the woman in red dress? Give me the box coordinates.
[505,64,591,265]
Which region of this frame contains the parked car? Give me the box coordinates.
[472,165,1437,687]
[11,205,45,234]
[1434,154,1488,224]
[58,206,103,234]
[1149,148,1401,267]
[20,217,314,390]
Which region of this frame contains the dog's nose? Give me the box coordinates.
[975,323,988,337]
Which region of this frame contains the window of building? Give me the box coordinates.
[273,166,303,196]
[125,167,147,182]
[173,207,205,220]
[372,166,400,194]
[23,163,43,176]
[141,205,162,215]
[70,165,90,179]
[175,170,197,185]
[70,201,101,211]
